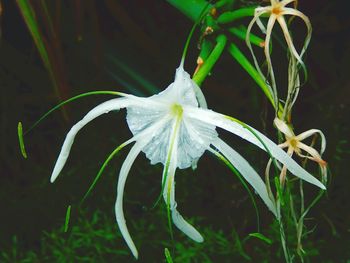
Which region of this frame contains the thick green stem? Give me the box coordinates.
[217,7,256,24]
[193,34,227,86]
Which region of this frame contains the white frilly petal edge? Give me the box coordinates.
[184,107,326,190]
[210,138,277,216]
[50,97,133,182]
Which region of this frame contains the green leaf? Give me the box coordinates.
[167,0,212,21]
[16,0,64,109]
[17,122,27,158]
[164,248,174,263]
[248,232,272,245]
[274,177,285,206]
[16,0,50,69]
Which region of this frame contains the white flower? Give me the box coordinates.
[266,118,327,185]
[50,65,325,259]
[246,0,312,105]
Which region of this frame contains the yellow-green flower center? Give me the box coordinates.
[171,103,183,118]
[271,5,282,15]
[289,137,298,149]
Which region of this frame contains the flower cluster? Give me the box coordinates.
[246,0,312,106]
[50,63,325,258]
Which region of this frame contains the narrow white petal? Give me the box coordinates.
[274,118,295,138]
[51,98,132,183]
[211,138,277,216]
[162,163,204,242]
[185,107,262,147]
[277,16,303,64]
[246,9,274,100]
[115,138,149,259]
[280,0,296,6]
[162,119,203,242]
[280,7,312,61]
[295,129,326,154]
[191,83,208,109]
[264,15,278,101]
[185,107,326,189]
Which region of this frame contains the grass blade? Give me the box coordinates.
[164,248,174,263]
[249,232,272,245]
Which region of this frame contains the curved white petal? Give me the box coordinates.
[115,115,174,259]
[185,107,262,147]
[51,98,133,182]
[274,118,295,138]
[211,138,277,216]
[191,82,208,109]
[185,107,326,190]
[115,138,150,259]
[295,129,326,154]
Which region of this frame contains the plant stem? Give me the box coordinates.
[193,34,227,86]
[277,201,292,263]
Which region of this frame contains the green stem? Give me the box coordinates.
[193,34,227,86]
[227,43,275,108]
[217,7,256,24]
[277,201,292,263]
[228,25,264,47]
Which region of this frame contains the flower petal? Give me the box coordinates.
[115,138,150,259]
[264,15,278,93]
[211,138,277,216]
[185,107,326,189]
[295,129,326,154]
[277,16,303,65]
[161,116,203,242]
[274,118,294,138]
[280,0,296,6]
[279,7,312,61]
[50,98,133,183]
[162,148,204,242]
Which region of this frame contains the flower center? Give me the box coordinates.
[289,137,298,149]
[271,5,282,15]
[171,103,183,118]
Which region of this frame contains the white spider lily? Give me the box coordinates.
[50,65,325,259]
[266,118,327,185]
[246,0,312,105]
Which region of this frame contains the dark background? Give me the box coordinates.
[1,0,349,262]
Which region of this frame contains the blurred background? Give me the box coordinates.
[0,0,349,262]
